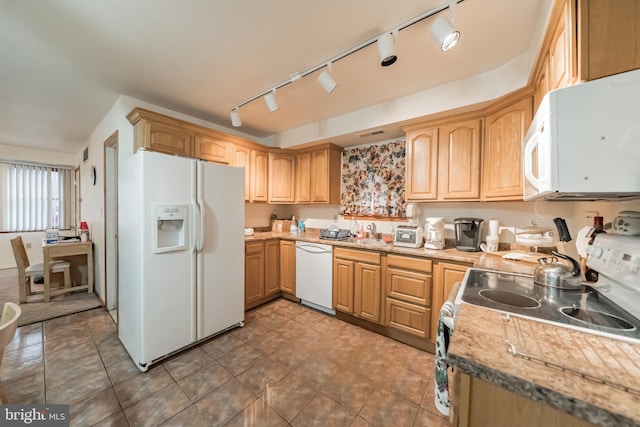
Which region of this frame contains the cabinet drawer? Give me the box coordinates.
[334,248,380,265]
[245,242,264,255]
[385,298,431,340]
[386,254,432,273]
[386,267,432,306]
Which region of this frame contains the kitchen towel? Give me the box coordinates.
[434,300,455,416]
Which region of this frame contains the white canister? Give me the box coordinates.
[488,220,499,238]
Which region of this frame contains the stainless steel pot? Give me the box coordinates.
[533,251,583,301]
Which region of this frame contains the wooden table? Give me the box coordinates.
[43,240,94,303]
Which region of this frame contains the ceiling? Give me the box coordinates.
[0,0,548,155]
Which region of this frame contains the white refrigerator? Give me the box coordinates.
[118,150,244,371]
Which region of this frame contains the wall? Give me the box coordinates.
[0,144,77,269]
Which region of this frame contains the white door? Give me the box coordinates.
[197,160,244,340]
[141,151,197,362]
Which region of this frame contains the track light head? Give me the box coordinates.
[264,90,279,112]
[431,15,460,51]
[230,108,242,127]
[377,32,397,67]
[317,67,338,94]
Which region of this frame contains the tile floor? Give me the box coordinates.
[3,298,448,426]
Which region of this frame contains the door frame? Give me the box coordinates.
[103,131,119,322]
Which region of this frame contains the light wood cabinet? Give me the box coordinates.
[405,127,439,200]
[264,240,280,296]
[432,261,469,340]
[333,248,381,323]
[295,152,312,203]
[294,144,341,204]
[195,135,232,164]
[127,109,194,157]
[245,242,265,307]
[578,0,640,81]
[251,149,268,203]
[533,53,550,113]
[548,0,574,91]
[384,254,433,340]
[244,240,280,310]
[482,96,532,201]
[233,145,251,202]
[268,152,296,203]
[405,118,481,202]
[453,371,595,427]
[279,240,296,295]
[438,119,482,200]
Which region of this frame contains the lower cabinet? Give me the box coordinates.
[279,240,296,295]
[333,248,381,323]
[245,240,280,310]
[452,371,595,427]
[432,261,470,340]
[384,254,433,340]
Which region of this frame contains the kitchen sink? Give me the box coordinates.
[356,238,389,247]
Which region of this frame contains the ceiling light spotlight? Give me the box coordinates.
[377,32,397,67]
[264,89,279,112]
[431,1,460,51]
[317,63,338,94]
[230,108,242,127]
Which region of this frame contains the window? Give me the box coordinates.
[0,161,73,232]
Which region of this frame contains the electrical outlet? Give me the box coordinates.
[25,242,31,249]
[584,210,599,225]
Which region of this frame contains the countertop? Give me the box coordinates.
[246,230,640,425]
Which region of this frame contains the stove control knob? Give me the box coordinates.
[586,245,603,258]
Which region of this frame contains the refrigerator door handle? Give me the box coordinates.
[196,163,205,252]
[191,202,198,253]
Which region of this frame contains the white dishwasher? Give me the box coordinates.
[295,241,335,315]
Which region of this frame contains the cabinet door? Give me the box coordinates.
[354,262,381,323]
[579,0,640,81]
[333,258,355,314]
[438,120,481,200]
[405,127,439,201]
[385,298,430,339]
[533,53,550,113]
[310,149,329,202]
[145,121,194,157]
[233,145,251,202]
[268,152,296,203]
[264,240,280,296]
[295,152,311,203]
[482,97,532,200]
[549,0,574,90]
[245,242,265,307]
[195,135,231,164]
[432,262,469,341]
[251,150,268,202]
[280,240,296,294]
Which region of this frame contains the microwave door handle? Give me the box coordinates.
[523,133,540,191]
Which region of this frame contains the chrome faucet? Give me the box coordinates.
[367,223,378,239]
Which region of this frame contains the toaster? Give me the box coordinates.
[394,225,424,248]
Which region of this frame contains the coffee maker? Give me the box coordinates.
[424,217,445,249]
[454,218,484,252]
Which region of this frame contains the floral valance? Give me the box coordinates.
[339,140,406,217]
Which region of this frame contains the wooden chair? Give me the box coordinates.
[10,236,71,303]
[0,302,21,403]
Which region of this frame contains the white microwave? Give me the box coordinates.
[522,69,640,201]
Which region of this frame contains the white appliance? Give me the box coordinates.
[424,217,445,250]
[295,241,335,315]
[394,225,424,248]
[523,69,640,201]
[118,150,244,371]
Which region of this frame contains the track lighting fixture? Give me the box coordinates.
[230,108,242,127]
[264,89,279,112]
[377,32,397,67]
[317,63,338,94]
[431,1,460,51]
[228,1,463,127]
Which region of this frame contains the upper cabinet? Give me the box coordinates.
[251,149,269,203]
[127,109,194,157]
[482,96,532,201]
[295,144,342,204]
[268,151,296,203]
[194,135,232,165]
[578,0,640,81]
[404,117,481,202]
[232,144,251,202]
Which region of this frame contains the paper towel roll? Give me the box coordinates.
[489,220,499,237]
